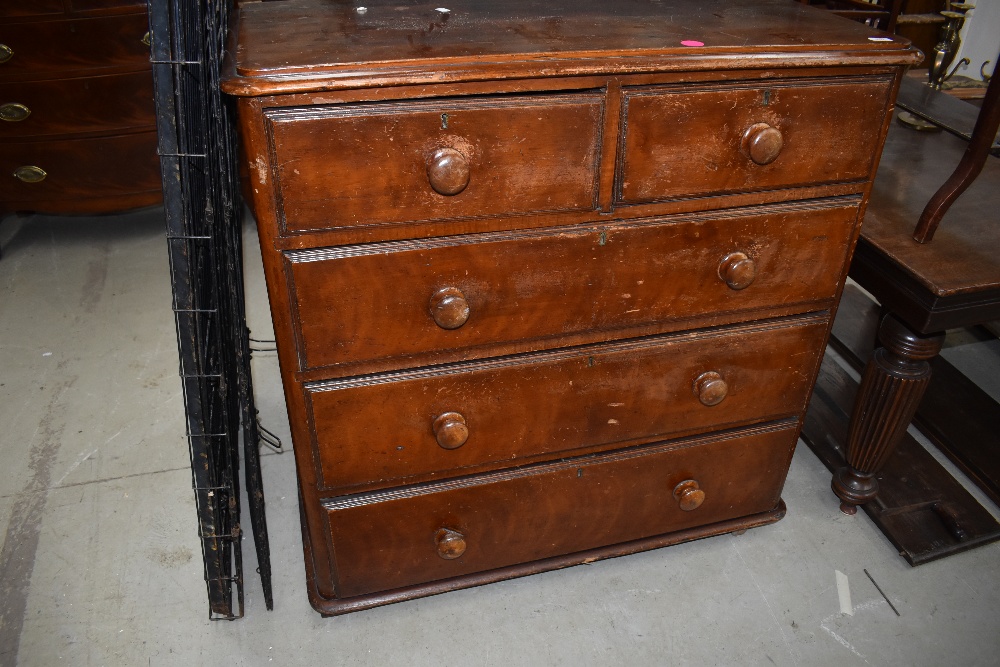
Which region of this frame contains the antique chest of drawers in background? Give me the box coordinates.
[0,0,161,218]
[222,0,920,615]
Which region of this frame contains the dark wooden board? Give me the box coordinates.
[801,353,1000,565]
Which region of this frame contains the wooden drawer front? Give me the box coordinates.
[0,72,155,139]
[0,14,150,82]
[324,421,797,597]
[0,1,64,20]
[307,316,825,492]
[618,77,892,204]
[1,131,161,203]
[265,94,603,233]
[288,200,857,372]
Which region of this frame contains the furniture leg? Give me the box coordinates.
[833,313,945,515]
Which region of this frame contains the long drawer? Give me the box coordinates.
[618,77,892,204]
[0,14,151,82]
[1,131,161,204]
[306,315,826,492]
[0,72,155,139]
[264,93,604,233]
[323,420,798,598]
[286,199,858,372]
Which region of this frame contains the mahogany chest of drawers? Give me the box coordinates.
[0,0,161,218]
[221,0,919,615]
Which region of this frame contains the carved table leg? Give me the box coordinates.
[833,314,945,515]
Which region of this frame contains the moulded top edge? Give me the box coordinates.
[221,0,921,95]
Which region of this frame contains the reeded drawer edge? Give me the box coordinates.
[320,417,798,508]
[305,312,827,394]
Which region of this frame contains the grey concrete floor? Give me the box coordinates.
[1,208,999,667]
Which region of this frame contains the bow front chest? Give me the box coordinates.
[221,0,919,615]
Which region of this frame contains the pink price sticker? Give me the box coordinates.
[681,40,705,47]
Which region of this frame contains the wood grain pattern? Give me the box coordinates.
[306,316,827,492]
[324,420,799,598]
[0,2,161,218]
[619,77,892,203]
[0,72,155,139]
[266,94,603,233]
[0,14,151,83]
[287,200,858,372]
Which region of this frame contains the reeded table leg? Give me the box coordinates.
[833,314,945,515]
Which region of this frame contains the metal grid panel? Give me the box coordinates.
[148,0,272,619]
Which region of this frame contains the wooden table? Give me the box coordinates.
[801,103,1000,564]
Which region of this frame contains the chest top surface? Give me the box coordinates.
[222,0,919,95]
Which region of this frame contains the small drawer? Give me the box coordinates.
[264,93,603,233]
[286,200,857,372]
[0,72,155,139]
[0,14,150,82]
[306,315,826,492]
[323,420,798,598]
[617,77,892,204]
[1,131,161,205]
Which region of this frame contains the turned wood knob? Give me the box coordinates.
[433,411,469,449]
[718,252,757,290]
[694,371,728,406]
[435,528,467,559]
[427,147,470,196]
[429,286,470,330]
[673,480,706,511]
[741,123,783,165]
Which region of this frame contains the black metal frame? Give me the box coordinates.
[148,0,272,619]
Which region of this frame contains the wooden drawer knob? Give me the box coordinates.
[0,44,12,64]
[0,103,30,122]
[427,147,470,196]
[435,528,467,559]
[718,252,757,290]
[433,411,469,449]
[673,480,706,511]
[13,166,46,183]
[429,286,470,329]
[741,123,783,166]
[694,371,728,406]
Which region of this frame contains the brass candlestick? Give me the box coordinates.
[928,4,975,89]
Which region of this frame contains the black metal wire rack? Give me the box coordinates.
[148,0,273,619]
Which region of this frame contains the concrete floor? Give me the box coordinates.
[1,208,999,667]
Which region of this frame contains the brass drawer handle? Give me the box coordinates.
[741,122,783,166]
[13,166,46,183]
[141,31,152,47]
[693,371,728,406]
[0,44,12,64]
[429,286,470,330]
[718,251,757,290]
[426,146,470,196]
[435,528,467,559]
[0,103,31,122]
[673,480,706,511]
[433,411,469,450]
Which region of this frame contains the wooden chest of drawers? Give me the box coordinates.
[222,0,919,615]
[0,0,161,217]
